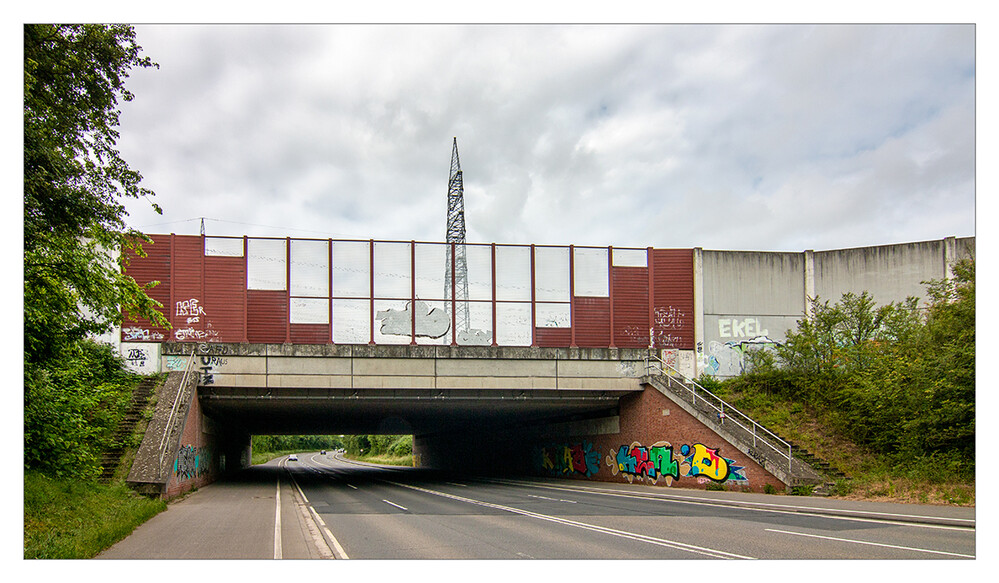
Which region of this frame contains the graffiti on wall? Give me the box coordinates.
[176,298,206,323]
[717,317,768,339]
[376,300,450,338]
[534,441,601,478]
[172,297,219,341]
[703,336,780,377]
[123,326,165,341]
[165,356,186,371]
[174,445,212,480]
[603,441,748,486]
[605,441,684,486]
[650,306,687,348]
[125,347,149,368]
[198,355,227,385]
[680,443,747,484]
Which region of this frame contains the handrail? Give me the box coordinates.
[158,350,197,479]
[644,353,793,473]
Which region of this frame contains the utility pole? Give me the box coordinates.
[445,138,470,335]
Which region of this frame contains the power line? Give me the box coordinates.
[135,217,346,238]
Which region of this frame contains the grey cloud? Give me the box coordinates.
[118,24,974,252]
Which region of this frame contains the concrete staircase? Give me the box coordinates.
[98,377,160,483]
[643,355,830,490]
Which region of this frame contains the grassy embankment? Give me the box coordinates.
[23,471,166,559]
[24,363,170,559]
[708,382,974,506]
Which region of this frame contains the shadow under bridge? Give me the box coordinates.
[184,343,648,436]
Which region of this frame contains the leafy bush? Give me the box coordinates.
[24,340,140,479]
[388,435,413,456]
[790,484,814,496]
[732,259,975,480]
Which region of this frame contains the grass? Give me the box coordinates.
[250,449,304,466]
[341,452,414,466]
[714,385,975,506]
[24,470,166,559]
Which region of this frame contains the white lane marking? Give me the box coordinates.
[446,482,468,487]
[765,528,975,559]
[386,480,753,559]
[309,506,350,560]
[274,469,282,559]
[383,499,409,511]
[489,479,974,532]
[527,494,577,504]
[286,457,349,559]
[346,483,358,490]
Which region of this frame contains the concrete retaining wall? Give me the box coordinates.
[696,236,974,377]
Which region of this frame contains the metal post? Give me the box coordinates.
[369,239,375,345]
[410,241,417,346]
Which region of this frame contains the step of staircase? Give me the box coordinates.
[98,378,159,483]
[646,369,849,487]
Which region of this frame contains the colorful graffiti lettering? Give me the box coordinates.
[534,441,601,477]
[174,444,212,480]
[601,441,749,486]
[679,443,747,483]
[605,441,685,486]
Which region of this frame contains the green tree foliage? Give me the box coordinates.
[24,24,167,363]
[24,340,139,478]
[738,261,975,478]
[252,435,345,453]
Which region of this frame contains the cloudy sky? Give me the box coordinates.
[114,23,976,252]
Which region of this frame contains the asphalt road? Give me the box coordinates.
[98,452,976,560]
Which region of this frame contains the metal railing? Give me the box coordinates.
[157,351,197,479]
[644,353,793,473]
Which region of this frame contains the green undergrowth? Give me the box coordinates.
[707,381,974,506]
[341,452,414,467]
[24,470,166,559]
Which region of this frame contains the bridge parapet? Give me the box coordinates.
[162,343,651,392]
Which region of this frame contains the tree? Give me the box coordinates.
[24,24,168,363]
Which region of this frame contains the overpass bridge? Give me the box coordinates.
[117,234,972,498]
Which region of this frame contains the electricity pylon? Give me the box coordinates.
[444,137,470,335]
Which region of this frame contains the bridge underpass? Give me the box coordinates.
[126,342,817,499]
[201,385,627,436]
[116,232,958,498]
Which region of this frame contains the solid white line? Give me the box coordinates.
[489,479,973,531]
[383,499,409,511]
[765,528,975,558]
[274,473,282,560]
[286,457,349,559]
[309,505,350,560]
[386,480,753,559]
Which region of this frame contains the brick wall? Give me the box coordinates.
[532,385,786,493]
[164,391,221,499]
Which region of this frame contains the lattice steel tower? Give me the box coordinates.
[445,137,470,334]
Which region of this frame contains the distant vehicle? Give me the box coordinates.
[288,454,298,461]
[321,450,326,455]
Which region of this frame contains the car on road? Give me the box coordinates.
[288,454,298,461]
[321,450,326,455]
